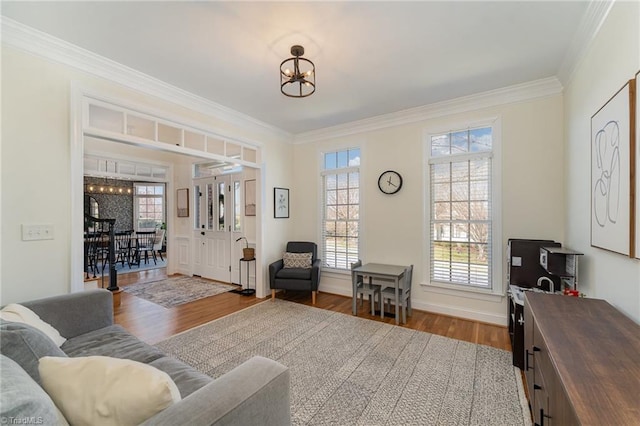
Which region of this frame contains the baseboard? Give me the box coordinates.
[319,282,507,326]
[319,282,351,298]
[410,299,507,326]
[176,267,192,276]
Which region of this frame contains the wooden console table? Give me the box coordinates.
[524,292,640,425]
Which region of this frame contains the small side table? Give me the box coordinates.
[238,258,256,296]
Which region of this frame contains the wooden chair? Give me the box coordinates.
[132,231,156,265]
[381,264,413,324]
[352,260,381,316]
[114,230,134,268]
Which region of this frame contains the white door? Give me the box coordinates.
[193,175,234,282]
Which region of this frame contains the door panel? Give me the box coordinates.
[193,175,235,283]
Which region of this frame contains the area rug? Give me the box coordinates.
[122,276,238,308]
[156,299,532,426]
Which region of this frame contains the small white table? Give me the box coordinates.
[351,263,407,324]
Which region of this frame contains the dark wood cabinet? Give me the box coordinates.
[524,292,640,425]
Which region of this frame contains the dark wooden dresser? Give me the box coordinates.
[524,292,640,425]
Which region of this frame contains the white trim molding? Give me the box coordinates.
[557,0,615,85]
[1,16,292,142]
[294,77,562,144]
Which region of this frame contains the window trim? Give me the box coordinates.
[319,147,362,272]
[133,182,166,232]
[423,117,503,296]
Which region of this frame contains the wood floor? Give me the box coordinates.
[114,269,512,352]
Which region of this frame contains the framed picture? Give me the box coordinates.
[591,80,634,256]
[274,187,289,218]
[177,188,189,217]
[245,179,256,216]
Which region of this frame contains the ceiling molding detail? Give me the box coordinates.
[556,0,614,85]
[1,17,292,142]
[294,77,563,144]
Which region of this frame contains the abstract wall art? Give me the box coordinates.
[591,80,634,256]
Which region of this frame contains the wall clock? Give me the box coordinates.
[378,170,403,194]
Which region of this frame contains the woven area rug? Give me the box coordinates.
[157,299,532,425]
[122,276,238,308]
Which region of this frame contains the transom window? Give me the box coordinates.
[428,127,494,289]
[321,148,360,270]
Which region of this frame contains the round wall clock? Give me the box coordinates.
[378,170,403,194]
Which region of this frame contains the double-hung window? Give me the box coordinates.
[134,183,165,231]
[428,126,497,290]
[321,148,360,270]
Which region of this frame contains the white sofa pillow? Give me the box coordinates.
[39,356,181,426]
[0,303,66,347]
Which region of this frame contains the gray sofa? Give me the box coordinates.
[0,289,291,425]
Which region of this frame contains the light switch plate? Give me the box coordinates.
[21,224,54,241]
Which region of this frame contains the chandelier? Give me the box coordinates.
[280,45,316,98]
[85,178,132,195]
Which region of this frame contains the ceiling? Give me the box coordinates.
[2,1,590,135]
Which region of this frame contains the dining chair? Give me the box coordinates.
[352,260,381,316]
[153,228,165,262]
[133,231,156,265]
[381,264,413,324]
[114,230,134,268]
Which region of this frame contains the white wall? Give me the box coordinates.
[564,1,640,322]
[293,94,565,325]
[1,46,293,304]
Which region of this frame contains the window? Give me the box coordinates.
[321,148,360,270]
[134,183,165,231]
[428,126,496,289]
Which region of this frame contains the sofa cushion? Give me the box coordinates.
[39,355,181,426]
[0,319,67,385]
[0,303,66,346]
[0,355,67,426]
[276,267,312,280]
[283,252,313,269]
[148,356,212,398]
[62,324,164,364]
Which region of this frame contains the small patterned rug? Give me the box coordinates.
[157,299,532,425]
[122,276,238,308]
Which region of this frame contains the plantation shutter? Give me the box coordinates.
[429,128,493,289]
[321,166,360,270]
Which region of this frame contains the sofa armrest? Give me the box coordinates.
[142,356,290,426]
[268,259,284,289]
[21,289,113,339]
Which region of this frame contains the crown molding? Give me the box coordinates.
[557,0,615,86]
[1,17,292,142]
[294,77,563,144]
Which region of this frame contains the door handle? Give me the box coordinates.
[201,231,205,236]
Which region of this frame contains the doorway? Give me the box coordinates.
[71,90,264,297]
[192,173,243,283]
